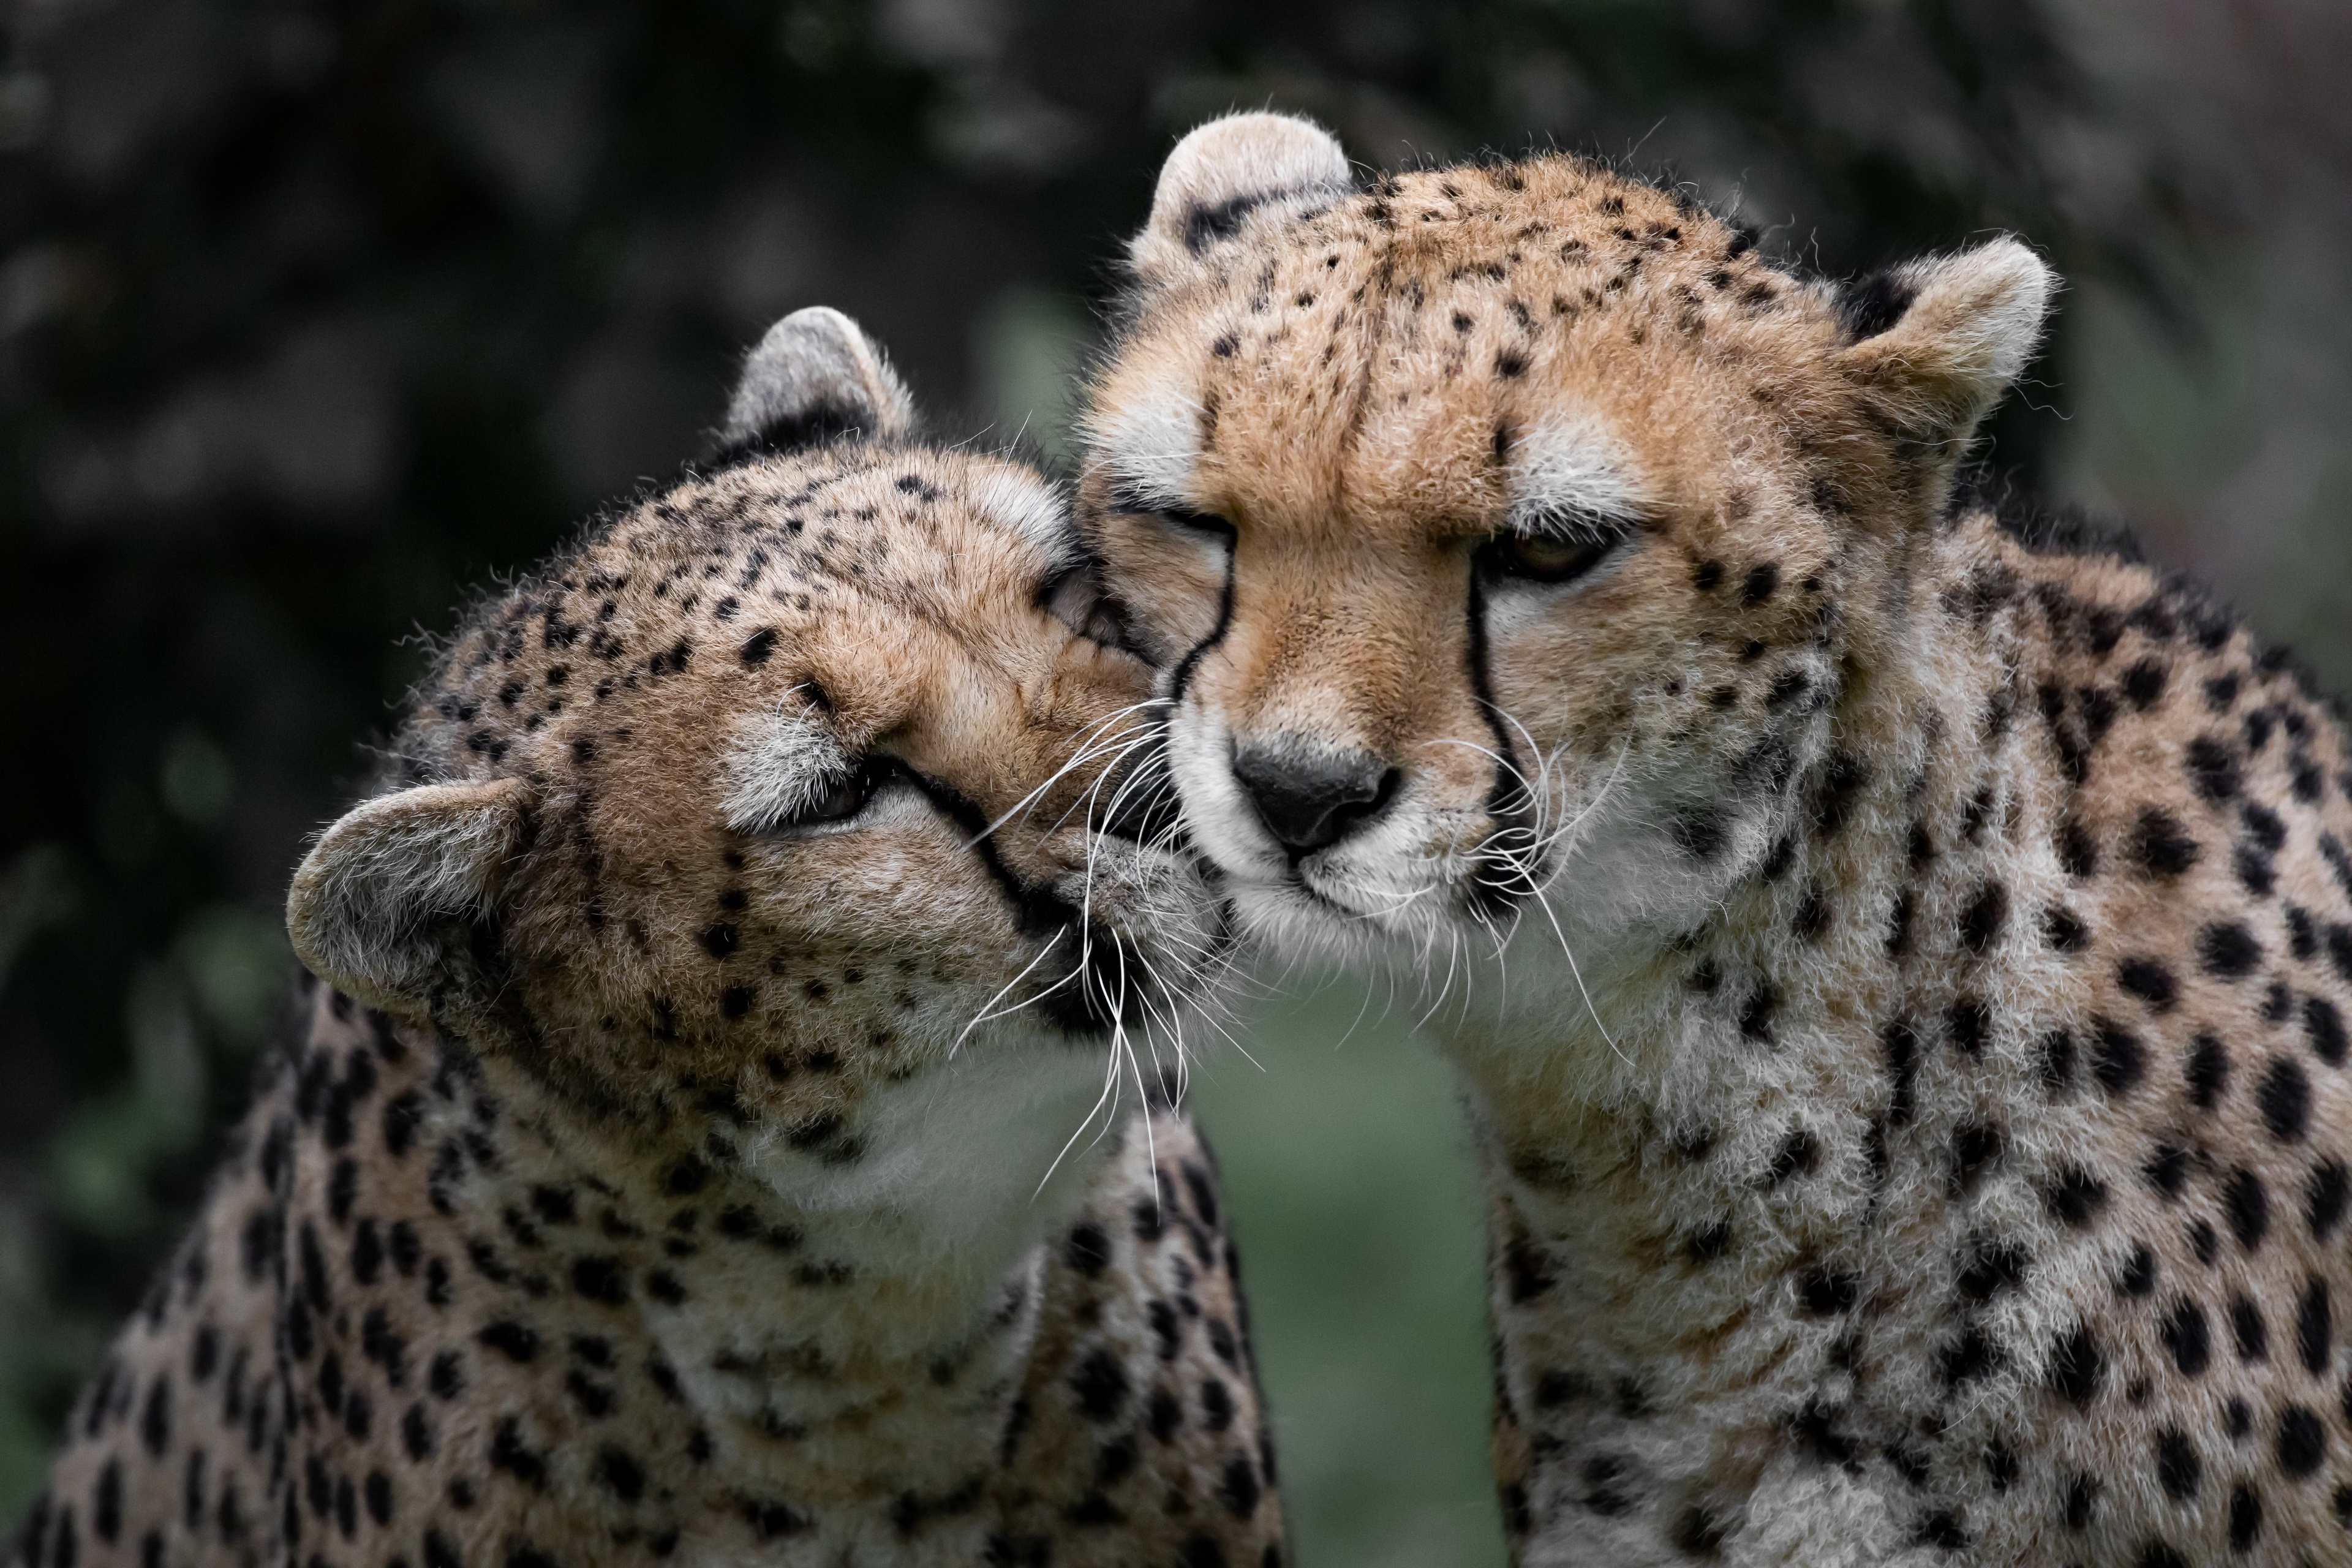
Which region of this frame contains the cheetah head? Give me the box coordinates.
[1082,113,2054,972]
[287,307,1221,1210]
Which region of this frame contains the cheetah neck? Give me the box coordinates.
[416,1019,1121,1499]
[1409,511,2352,1559]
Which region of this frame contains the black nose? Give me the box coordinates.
[1231,740,1398,856]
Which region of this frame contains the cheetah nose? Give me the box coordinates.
[1231,739,1398,858]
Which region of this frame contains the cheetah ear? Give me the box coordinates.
[1131,111,1352,286]
[1834,238,2056,448]
[286,777,533,1020]
[718,306,916,456]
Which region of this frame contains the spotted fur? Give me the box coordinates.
[1081,113,2352,1565]
[9,310,1284,1568]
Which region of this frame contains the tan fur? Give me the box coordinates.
[11,333,1285,1568]
[1083,115,2352,1566]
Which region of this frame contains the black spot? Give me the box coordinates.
[1799,1267,1860,1315]
[2198,922,2262,978]
[699,924,739,959]
[1813,754,1869,837]
[592,1446,644,1503]
[2278,1406,2326,1476]
[488,1417,547,1488]
[2118,1242,2157,1297]
[1506,1234,1554,1302]
[2309,1161,2351,1239]
[1692,559,1724,591]
[1913,1511,1967,1551]
[1957,1238,2029,1303]
[1948,999,1989,1056]
[2258,1057,2312,1141]
[2132,809,2201,876]
[1686,1221,1733,1263]
[2186,735,2242,802]
[1220,1457,1261,1518]
[2062,1473,2098,1529]
[1759,1128,1820,1188]
[1883,1018,1919,1127]
[2046,1168,2109,1227]
[2059,818,2098,876]
[1670,809,1727,861]
[2155,1428,2200,1499]
[1738,983,1777,1045]
[1950,1120,2001,1193]
[2224,1167,2269,1251]
[1958,883,2007,953]
[1741,564,1779,606]
[1071,1348,1127,1423]
[2046,1324,2104,1404]
[2185,1033,2229,1109]
[2117,958,2179,1012]
[478,1321,538,1362]
[2091,1019,2147,1095]
[570,1257,627,1305]
[138,1378,170,1457]
[2230,1485,2263,1551]
[1939,1327,2004,1389]
[2122,658,2167,709]
[2298,1276,2332,1374]
[2039,1028,2078,1094]
[2144,1142,2188,1198]
[2042,906,2089,952]
[2232,1294,2268,1360]
[2306,995,2347,1065]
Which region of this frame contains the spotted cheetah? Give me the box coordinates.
[7,308,1285,1568]
[1077,111,2352,1566]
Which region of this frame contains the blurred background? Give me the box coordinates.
[1,0,2347,1561]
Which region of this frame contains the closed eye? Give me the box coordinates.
[1107,484,1235,543]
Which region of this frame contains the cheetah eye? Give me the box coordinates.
[1478,519,1630,588]
[797,769,871,824]
[1042,567,1146,656]
[1108,485,1234,545]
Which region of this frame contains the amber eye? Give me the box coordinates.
[1482,529,1621,586]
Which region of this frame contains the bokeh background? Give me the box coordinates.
[2,1,2348,1561]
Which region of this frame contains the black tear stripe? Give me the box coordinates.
[1465,568,1536,924]
[1164,516,1240,708]
[899,766,1203,1036]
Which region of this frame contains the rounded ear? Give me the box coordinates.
[286,777,532,1019]
[718,305,916,456]
[1834,238,2057,451]
[1129,111,1352,287]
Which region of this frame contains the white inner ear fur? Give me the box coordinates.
[967,464,1080,570]
[286,777,529,1009]
[722,304,915,447]
[1082,385,1204,513]
[1892,238,2054,391]
[1506,411,1648,536]
[722,707,852,833]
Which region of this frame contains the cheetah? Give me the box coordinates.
[7,307,1286,1568]
[1077,111,2352,1565]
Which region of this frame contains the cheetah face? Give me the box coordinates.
[291,309,1223,1183]
[1082,114,2051,973]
